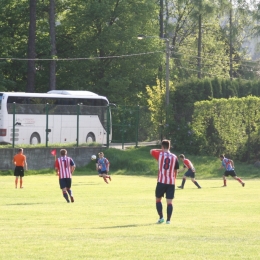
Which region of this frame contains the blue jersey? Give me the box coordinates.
[98,157,109,171]
[222,158,234,171]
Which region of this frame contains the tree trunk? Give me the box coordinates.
[198,14,202,79]
[229,0,233,80]
[27,0,37,93]
[49,0,56,90]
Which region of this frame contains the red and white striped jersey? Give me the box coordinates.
[183,158,195,172]
[55,156,75,179]
[151,150,179,185]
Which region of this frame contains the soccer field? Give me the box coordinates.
[1,175,260,260]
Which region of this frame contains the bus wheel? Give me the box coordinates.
[86,133,95,143]
[30,133,41,145]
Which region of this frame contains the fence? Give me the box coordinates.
[6,103,156,148]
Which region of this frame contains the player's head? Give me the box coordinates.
[161,139,170,150]
[60,149,67,156]
[219,154,225,161]
[179,154,185,161]
[98,152,104,158]
[18,148,23,153]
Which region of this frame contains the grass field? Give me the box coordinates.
[1,174,260,260]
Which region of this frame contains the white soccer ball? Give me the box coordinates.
[91,155,96,160]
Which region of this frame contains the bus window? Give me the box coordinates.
[0,94,3,110]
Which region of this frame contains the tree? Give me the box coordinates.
[27,0,37,92]
[49,0,56,90]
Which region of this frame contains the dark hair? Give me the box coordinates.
[219,154,225,158]
[18,148,23,153]
[60,149,67,156]
[161,139,170,149]
[179,154,185,159]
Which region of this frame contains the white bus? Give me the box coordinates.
[0,90,111,145]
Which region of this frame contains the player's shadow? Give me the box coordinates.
[6,203,44,206]
[93,223,154,229]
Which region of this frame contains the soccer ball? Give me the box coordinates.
[91,155,96,160]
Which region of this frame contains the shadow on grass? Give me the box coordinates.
[6,203,45,206]
[92,223,154,229]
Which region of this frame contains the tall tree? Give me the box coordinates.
[27,0,37,92]
[49,0,56,90]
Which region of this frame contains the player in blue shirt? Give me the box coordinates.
[96,152,111,184]
[219,154,245,187]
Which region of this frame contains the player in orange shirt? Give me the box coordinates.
[13,148,27,189]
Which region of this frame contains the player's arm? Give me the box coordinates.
[71,165,76,174]
[174,159,180,178]
[150,149,161,160]
[106,159,110,172]
[230,160,234,168]
[24,159,28,171]
[70,159,76,174]
[54,160,59,176]
[55,167,59,176]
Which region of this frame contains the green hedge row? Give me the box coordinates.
[172,97,260,162]
[169,79,260,161]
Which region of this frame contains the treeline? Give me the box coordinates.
[168,79,260,162]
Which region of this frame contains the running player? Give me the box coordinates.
[55,149,76,203]
[219,154,245,187]
[177,154,201,189]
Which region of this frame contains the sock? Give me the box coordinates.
[167,203,173,221]
[224,179,227,186]
[15,179,18,188]
[67,189,73,198]
[63,191,69,202]
[193,181,201,188]
[20,179,23,188]
[181,178,186,188]
[156,200,163,219]
[236,178,242,184]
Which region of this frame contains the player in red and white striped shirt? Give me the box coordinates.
[150,140,179,224]
[55,149,76,203]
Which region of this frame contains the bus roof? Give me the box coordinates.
[0,91,108,100]
[47,90,98,96]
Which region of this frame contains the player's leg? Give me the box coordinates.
[59,179,70,203]
[14,167,19,188]
[233,174,245,187]
[19,177,23,188]
[102,173,109,183]
[66,178,74,202]
[178,175,186,189]
[191,177,201,188]
[165,185,175,224]
[15,176,18,188]
[19,168,24,188]
[223,173,227,186]
[155,183,165,223]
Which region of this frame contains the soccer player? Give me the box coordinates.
[219,154,245,187]
[177,154,201,189]
[150,139,179,224]
[97,152,111,184]
[13,148,27,189]
[55,149,76,203]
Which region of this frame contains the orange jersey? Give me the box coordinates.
[13,154,26,167]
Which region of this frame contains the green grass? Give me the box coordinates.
[1,145,259,179]
[1,174,260,259]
